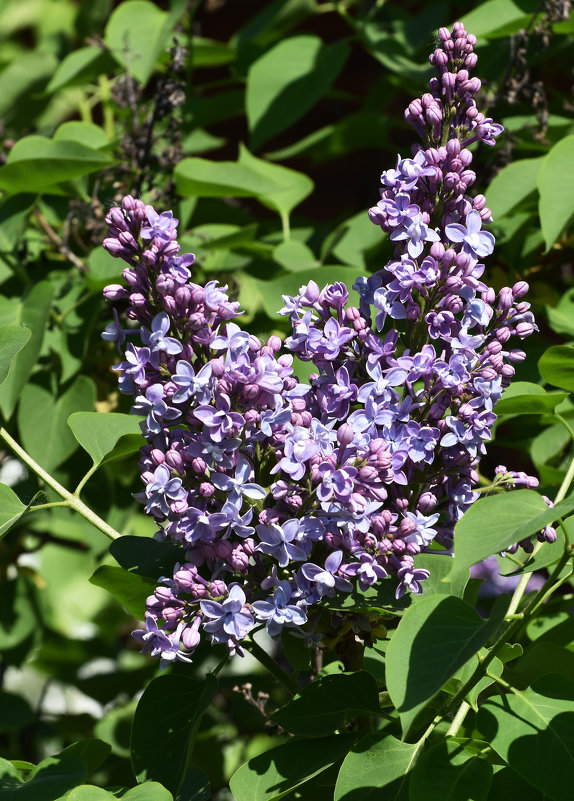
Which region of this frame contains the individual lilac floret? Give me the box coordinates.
[140,208,179,241]
[201,585,255,648]
[445,210,495,260]
[142,312,182,356]
[251,581,307,637]
[132,616,191,666]
[172,360,213,405]
[210,457,266,502]
[256,521,308,568]
[136,464,187,517]
[301,551,353,597]
[390,214,440,258]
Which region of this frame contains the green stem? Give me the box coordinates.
[74,463,101,497]
[244,635,299,694]
[23,501,69,513]
[506,448,574,617]
[0,428,122,542]
[444,545,573,718]
[280,211,291,243]
[446,700,470,738]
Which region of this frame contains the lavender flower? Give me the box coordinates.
[102,21,539,667]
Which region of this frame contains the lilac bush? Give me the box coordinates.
[102,23,540,665]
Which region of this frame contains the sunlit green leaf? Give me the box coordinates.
[68,411,144,467]
[334,733,419,801]
[247,35,349,149]
[495,381,568,415]
[0,326,30,385]
[104,0,186,85]
[539,345,574,393]
[486,157,544,219]
[18,376,96,472]
[0,483,27,541]
[89,565,155,618]
[538,135,574,250]
[0,281,54,420]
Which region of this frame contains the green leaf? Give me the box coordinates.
[175,149,313,225]
[506,642,574,689]
[175,766,211,801]
[123,782,174,801]
[68,412,144,467]
[64,787,117,800]
[459,0,542,38]
[18,376,97,472]
[0,483,27,540]
[0,194,34,252]
[485,158,544,219]
[478,675,574,801]
[538,135,574,249]
[230,733,356,801]
[0,575,38,652]
[89,565,155,618]
[495,381,568,415]
[61,739,111,777]
[175,157,281,199]
[46,47,112,93]
[238,145,314,222]
[0,281,54,420]
[488,767,546,801]
[446,489,574,581]
[247,35,349,150]
[191,36,235,67]
[104,0,184,85]
[385,595,504,735]
[327,211,383,269]
[53,122,109,150]
[271,672,381,736]
[539,345,574,393]
[109,535,183,578]
[0,326,30,384]
[4,751,87,800]
[131,674,217,796]
[273,240,318,272]
[0,51,58,121]
[546,288,574,338]
[94,700,137,760]
[0,692,34,733]
[0,137,116,196]
[334,733,419,801]
[409,740,492,801]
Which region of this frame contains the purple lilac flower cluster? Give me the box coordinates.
[102,23,540,666]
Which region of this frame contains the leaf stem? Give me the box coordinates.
[0,427,122,542]
[446,700,470,737]
[280,210,291,243]
[74,463,101,497]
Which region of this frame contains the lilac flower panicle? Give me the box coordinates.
[102,22,538,666]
